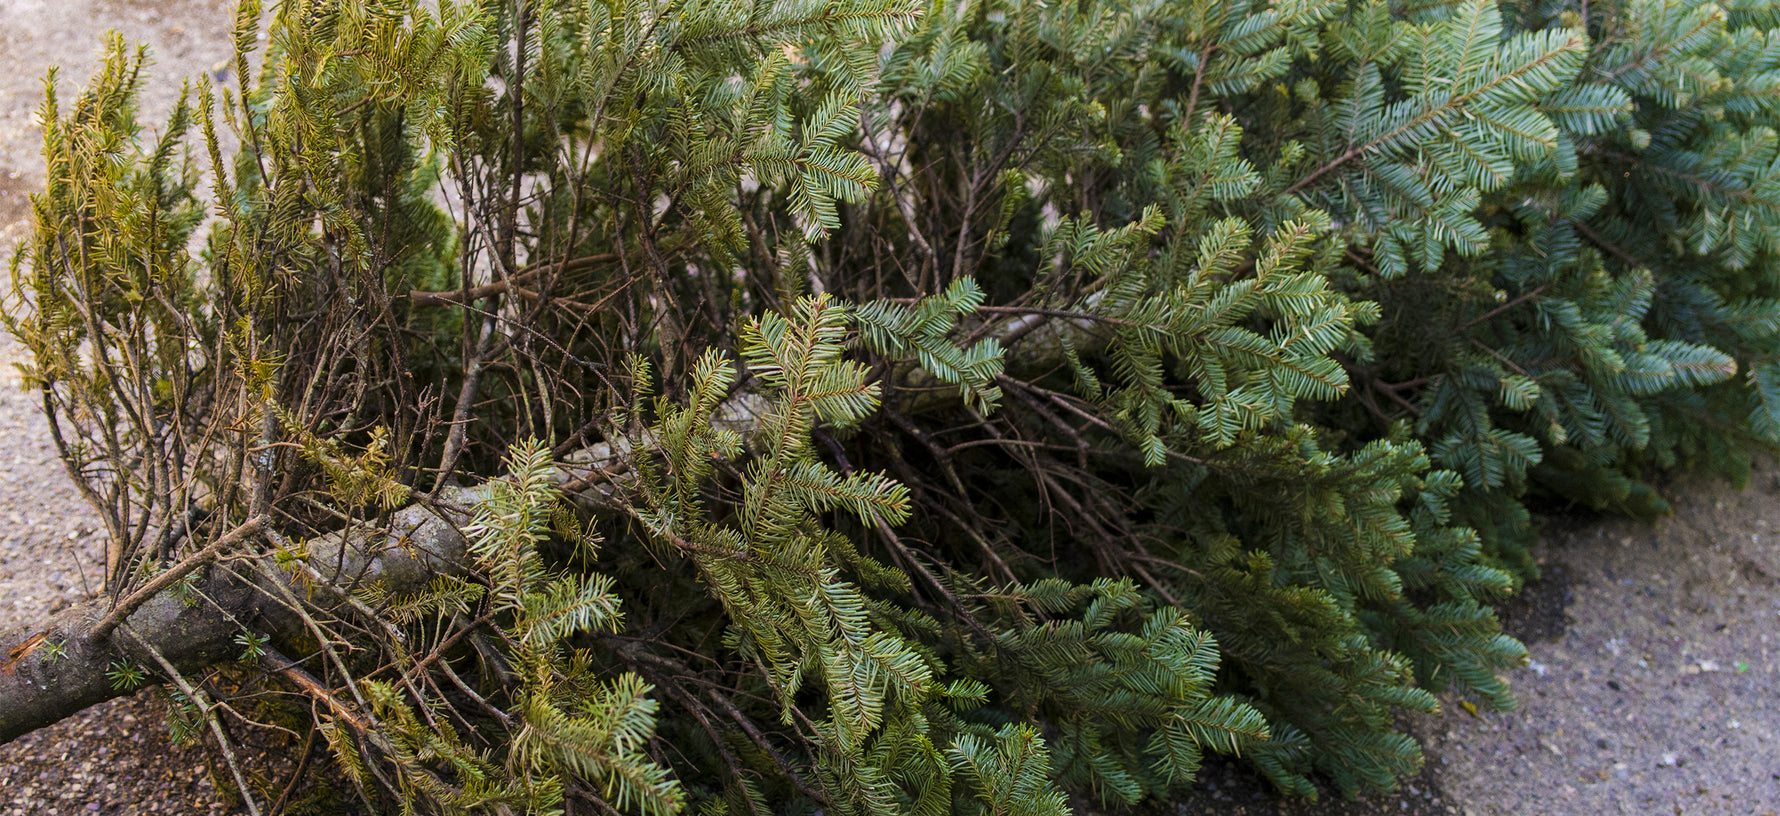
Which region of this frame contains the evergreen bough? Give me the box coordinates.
[7,0,1780,811]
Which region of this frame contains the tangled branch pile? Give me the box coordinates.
[5,0,1780,813]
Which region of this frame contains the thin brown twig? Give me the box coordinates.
[706,690,830,805]
[407,253,618,307]
[124,625,264,816]
[873,517,997,645]
[1465,284,1547,330]
[265,721,317,816]
[261,647,372,733]
[398,609,497,687]
[1572,218,1650,272]
[1469,336,1531,377]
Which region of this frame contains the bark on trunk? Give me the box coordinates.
[0,417,652,745]
[0,490,477,744]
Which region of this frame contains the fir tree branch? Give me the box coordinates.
[1284,34,1586,197]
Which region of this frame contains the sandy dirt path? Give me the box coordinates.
[0,3,1777,815]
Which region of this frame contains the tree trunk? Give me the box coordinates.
[0,490,476,744]
[0,394,685,745]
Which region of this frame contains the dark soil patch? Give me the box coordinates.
[1496,561,1572,645]
[0,689,347,816]
[1137,752,1458,816]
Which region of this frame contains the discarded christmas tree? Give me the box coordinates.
[5,0,1780,812]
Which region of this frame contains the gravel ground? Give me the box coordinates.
[3,2,1780,815]
[1423,477,1780,815]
